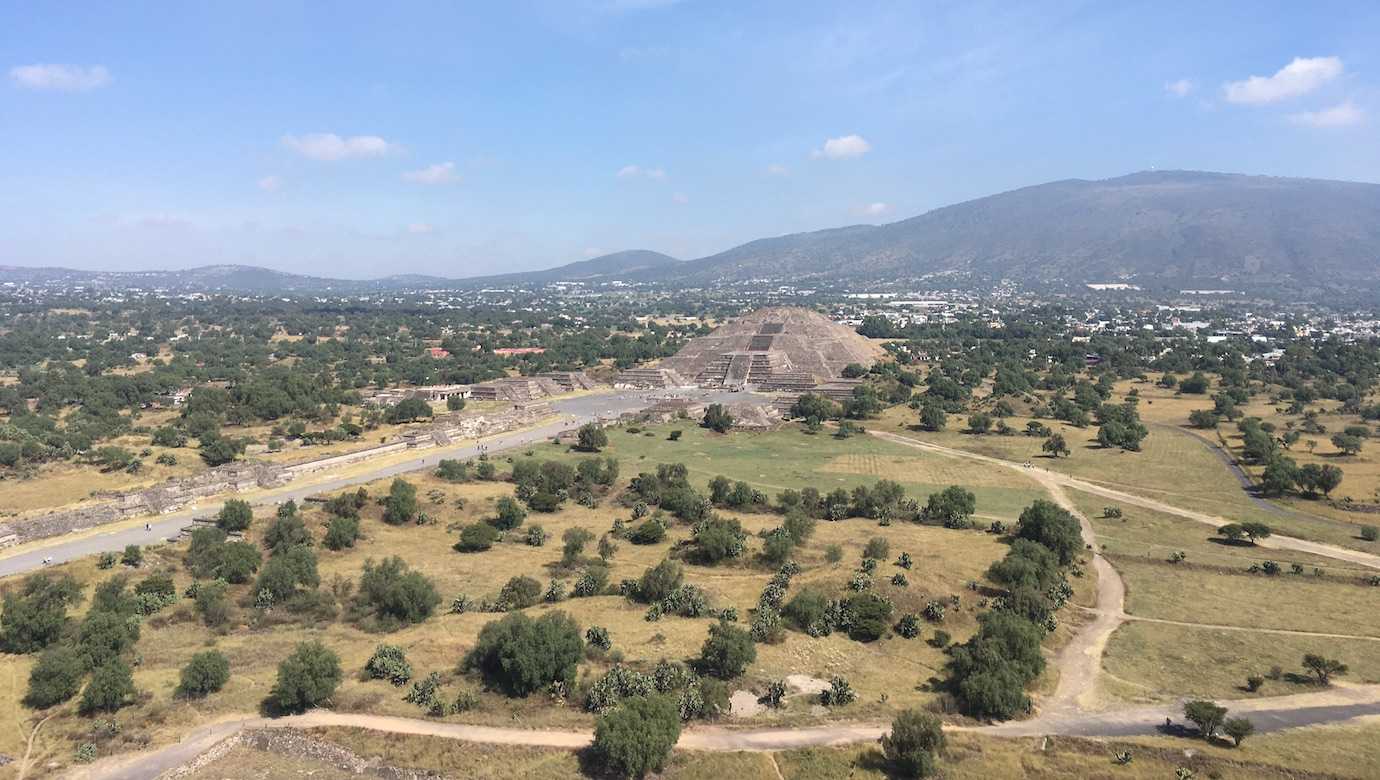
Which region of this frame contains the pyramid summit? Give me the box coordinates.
[655,307,882,391]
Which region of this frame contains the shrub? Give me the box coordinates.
[784,587,830,632]
[253,545,320,604]
[1362,525,1378,542]
[323,515,361,550]
[0,572,83,654]
[1183,699,1227,739]
[490,496,527,531]
[882,708,946,778]
[636,560,684,603]
[1223,716,1255,747]
[844,592,892,642]
[263,512,312,553]
[455,523,499,552]
[525,525,548,546]
[1014,500,1083,565]
[627,518,666,545]
[576,423,609,452]
[365,644,413,686]
[194,580,231,627]
[586,625,612,651]
[498,575,543,611]
[216,499,253,532]
[573,565,611,597]
[896,613,921,639]
[25,646,85,708]
[464,611,584,696]
[863,537,890,560]
[825,545,844,563]
[593,695,682,779]
[819,676,856,706]
[699,620,756,679]
[352,557,441,630]
[176,650,230,699]
[693,516,747,564]
[121,545,143,567]
[381,478,420,525]
[76,610,140,668]
[271,641,342,713]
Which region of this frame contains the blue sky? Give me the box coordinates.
[2,1,1377,278]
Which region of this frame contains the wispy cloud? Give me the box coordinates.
[765,164,790,176]
[853,202,891,217]
[9,63,111,91]
[257,176,282,192]
[403,161,458,184]
[1223,56,1343,104]
[616,164,666,179]
[1164,78,1194,98]
[1289,101,1363,128]
[811,134,871,160]
[282,133,399,161]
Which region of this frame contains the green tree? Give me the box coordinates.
[387,397,433,423]
[382,478,420,525]
[455,523,499,552]
[882,708,946,778]
[1014,500,1084,565]
[263,511,312,553]
[1303,653,1348,685]
[24,646,85,708]
[216,499,253,532]
[80,658,136,714]
[919,402,947,432]
[446,395,466,412]
[1183,699,1227,739]
[323,515,361,550]
[699,620,756,679]
[966,413,992,435]
[0,573,82,653]
[637,560,684,603]
[175,650,231,699]
[271,641,342,713]
[1042,433,1070,458]
[490,496,527,531]
[464,611,584,697]
[1223,716,1255,747]
[576,423,609,452]
[702,404,734,433]
[924,486,977,528]
[352,556,441,630]
[593,694,682,779]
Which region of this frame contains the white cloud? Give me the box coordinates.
[583,247,603,258]
[1289,101,1363,128]
[766,164,790,176]
[616,165,666,179]
[402,161,458,184]
[257,176,281,192]
[1164,78,1194,98]
[406,222,434,234]
[282,133,398,161]
[811,134,871,160]
[9,63,111,91]
[854,202,891,217]
[672,192,689,205]
[1223,56,1343,104]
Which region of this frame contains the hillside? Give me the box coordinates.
[646,171,1380,287]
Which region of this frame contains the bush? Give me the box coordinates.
[586,625,612,651]
[80,659,136,714]
[576,423,609,452]
[692,516,747,564]
[1014,500,1084,565]
[464,611,584,696]
[783,586,829,631]
[627,518,666,545]
[498,575,543,611]
[263,512,312,553]
[271,641,342,713]
[323,515,361,550]
[76,610,140,668]
[176,650,230,699]
[455,523,499,552]
[0,573,83,654]
[636,560,683,603]
[819,676,856,706]
[863,537,890,561]
[699,620,756,679]
[593,695,682,779]
[253,545,320,604]
[490,496,527,531]
[381,478,420,525]
[121,545,143,567]
[825,545,844,563]
[1223,716,1255,747]
[352,556,441,630]
[1362,525,1379,542]
[882,708,945,778]
[25,646,85,708]
[844,592,893,642]
[365,644,413,686]
[216,499,253,532]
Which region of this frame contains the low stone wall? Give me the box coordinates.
[167,728,441,779]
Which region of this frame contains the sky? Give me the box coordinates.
[2,1,1378,278]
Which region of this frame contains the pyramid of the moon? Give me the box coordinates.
[655,307,883,391]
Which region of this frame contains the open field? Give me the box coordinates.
[1,423,1037,768]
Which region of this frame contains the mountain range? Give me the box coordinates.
[5,171,1379,292]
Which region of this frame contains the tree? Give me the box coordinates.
[576,423,608,452]
[702,404,734,433]
[882,709,946,778]
[699,620,756,679]
[1302,653,1348,686]
[1183,699,1227,739]
[387,397,433,423]
[24,646,85,708]
[1241,521,1272,543]
[844,592,893,642]
[263,512,312,553]
[1316,464,1344,496]
[925,485,977,528]
[382,478,419,525]
[593,694,682,779]
[490,496,527,531]
[446,395,467,412]
[352,557,441,630]
[323,515,361,550]
[497,575,543,610]
[176,650,231,699]
[1332,433,1363,456]
[464,611,584,697]
[1042,433,1070,458]
[1188,409,1220,429]
[919,403,947,432]
[253,545,320,603]
[1216,524,1247,544]
[1180,372,1210,394]
[216,499,253,533]
[271,641,342,713]
[365,644,413,686]
[80,659,137,714]
[1014,500,1083,565]
[0,573,82,653]
[199,434,245,466]
[1223,716,1255,747]
[967,413,992,435]
[692,516,747,564]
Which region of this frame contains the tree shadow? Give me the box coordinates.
[1206,537,1256,548]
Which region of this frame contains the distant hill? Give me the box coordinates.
[0,250,680,293]
[642,171,1380,287]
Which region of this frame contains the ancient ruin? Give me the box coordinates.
[651,307,881,391]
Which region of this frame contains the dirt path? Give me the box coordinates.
[1078,608,1380,642]
[869,430,1380,572]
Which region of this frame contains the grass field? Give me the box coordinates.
[1,422,1042,768]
